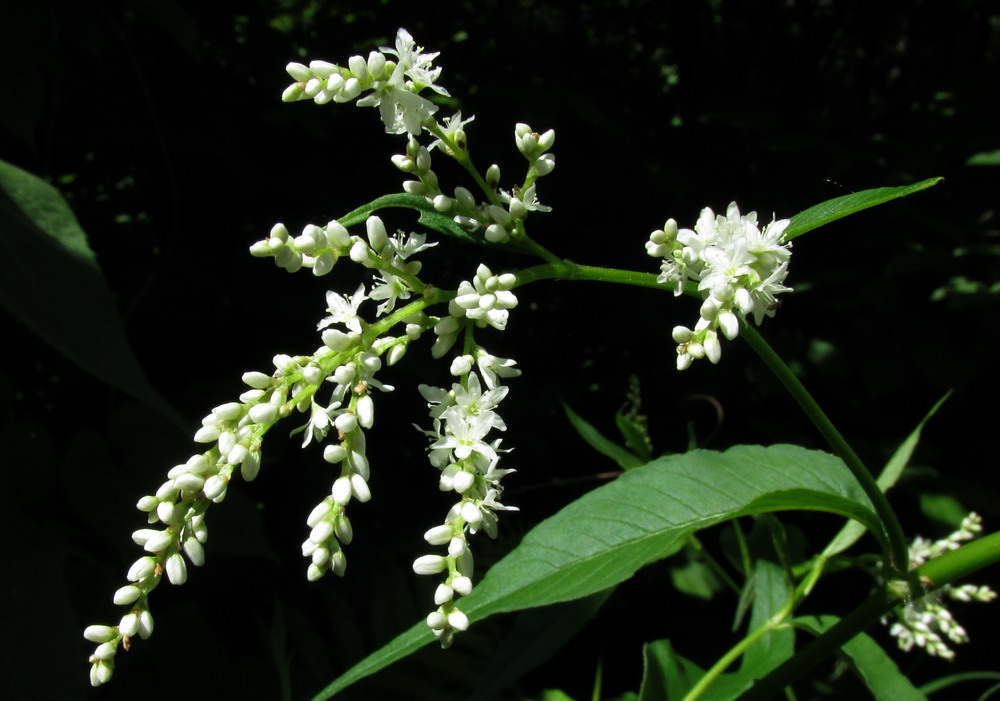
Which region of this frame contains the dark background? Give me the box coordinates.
[2,1,999,699]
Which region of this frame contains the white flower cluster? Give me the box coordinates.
[646,202,792,369]
[413,361,519,647]
[886,513,997,660]
[82,357,295,685]
[282,28,448,135]
[430,264,518,357]
[287,30,555,248]
[88,28,537,685]
[84,240,438,685]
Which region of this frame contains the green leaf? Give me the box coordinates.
[335,192,477,243]
[821,392,950,559]
[562,402,644,470]
[669,556,722,601]
[0,159,182,428]
[312,444,881,699]
[793,615,926,700]
[638,639,704,701]
[783,177,943,241]
[683,560,795,700]
[740,561,794,679]
[966,149,1000,166]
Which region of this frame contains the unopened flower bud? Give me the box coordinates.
[427,610,447,629]
[332,476,352,505]
[249,403,278,425]
[118,612,139,637]
[413,555,447,575]
[366,216,387,252]
[447,609,470,631]
[424,524,453,545]
[350,474,371,502]
[165,553,187,585]
[434,583,455,605]
[84,625,118,643]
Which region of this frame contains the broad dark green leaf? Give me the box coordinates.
[335,192,476,242]
[562,401,643,470]
[783,177,942,241]
[793,615,926,700]
[313,444,881,699]
[0,159,182,428]
[822,392,949,559]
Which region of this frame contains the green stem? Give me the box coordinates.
[738,324,910,574]
[685,596,795,701]
[738,530,1000,700]
[513,262,669,290]
[424,123,499,206]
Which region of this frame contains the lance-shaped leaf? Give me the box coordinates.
[335,192,476,243]
[312,444,884,699]
[783,177,942,241]
[821,391,950,560]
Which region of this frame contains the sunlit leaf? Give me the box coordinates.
[313,444,881,699]
[783,177,942,241]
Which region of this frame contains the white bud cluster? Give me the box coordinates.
[283,28,449,135]
[83,367,295,685]
[646,202,793,370]
[299,348,393,581]
[392,136,442,201]
[438,123,554,245]
[413,365,517,647]
[430,265,518,358]
[885,513,997,660]
[514,122,556,177]
[250,220,353,276]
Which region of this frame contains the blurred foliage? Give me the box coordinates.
[1,1,999,699]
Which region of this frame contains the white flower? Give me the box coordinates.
[381,29,449,96]
[433,407,499,462]
[474,348,521,390]
[318,284,367,333]
[355,29,448,134]
[429,111,475,153]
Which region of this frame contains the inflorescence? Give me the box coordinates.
[84,28,537,686]
[85,27,808,687]
[884,513,997,660]
[645,202,793,369]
